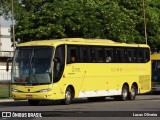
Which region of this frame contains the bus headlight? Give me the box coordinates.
[12,88,21,92]
[37,88,52,93]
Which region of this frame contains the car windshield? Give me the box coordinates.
[12,46,53,85]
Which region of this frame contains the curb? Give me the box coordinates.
[0,99,14,102]
[0,99,27,102]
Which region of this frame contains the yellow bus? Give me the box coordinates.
[151,53,160,93]
[9,38,151,105]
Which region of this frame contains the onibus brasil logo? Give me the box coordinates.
[2,112,42,118]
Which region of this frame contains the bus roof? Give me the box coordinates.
[18,38,149,48]
[151,53,160,60]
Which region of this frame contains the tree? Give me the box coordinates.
[1,0,160,48]
[145,0,160,48]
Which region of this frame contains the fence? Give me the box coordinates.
[0,68,11,98]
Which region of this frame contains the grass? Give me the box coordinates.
[0,84,11,98]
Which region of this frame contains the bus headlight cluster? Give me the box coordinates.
[12,88,21,92]
[37,88,52,92]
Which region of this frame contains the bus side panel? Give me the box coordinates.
[62,63,87,98]
[69,63,151,98]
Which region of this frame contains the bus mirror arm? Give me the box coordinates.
[6,58,12,72]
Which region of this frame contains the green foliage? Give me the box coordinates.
[146,0,160,47]
[1,0,160,47]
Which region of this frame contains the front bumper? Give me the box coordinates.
[12,92,54,100]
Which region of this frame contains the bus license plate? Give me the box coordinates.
[26,95,32,98]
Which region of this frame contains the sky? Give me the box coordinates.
[1,17,12,27]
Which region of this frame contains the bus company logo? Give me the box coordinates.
[2,112,11,117]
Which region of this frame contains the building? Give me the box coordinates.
[0,27,13,51]
[0,27,13,81]
[0,5,13,81]
[0,27,13,61]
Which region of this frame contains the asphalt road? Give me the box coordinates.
[0,95,160,120]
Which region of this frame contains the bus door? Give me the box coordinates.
[66,45,85,96]
[53,45,65,97]
[152,60,160,91]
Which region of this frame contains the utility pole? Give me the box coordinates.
[11,0,16,51]
[142,0,148,44]
[0,0,2,56]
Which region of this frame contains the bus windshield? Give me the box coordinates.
[12,46,53,85]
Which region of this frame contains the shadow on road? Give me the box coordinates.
[0,97,116,106]
[1,95,160,106]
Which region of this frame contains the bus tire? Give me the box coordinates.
[28,100,40,106]
[61,87,73,105]
[120,85,129,101]
[128,85,137,100]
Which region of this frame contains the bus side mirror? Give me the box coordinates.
[53,57,61,72]
[6,58,12,72]
[54,57,61,63]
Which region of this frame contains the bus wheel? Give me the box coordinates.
[120,85,129,101]
[61,87,72,105]
[28,100,40,106]
[128,85,137,100]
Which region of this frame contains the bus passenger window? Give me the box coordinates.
[67,46,80,63]
[137,49,144,62]
[97,48,105,62]
[106,56,111,62]
[71,56,75,62]
[70,49,77,63]
[114,50,122,62]
[127,50,132,62]
[144,49,150,62]
[124,50,129,62]
[80,47,89,62]
[105,50,112,62]
[105,54,111,62]
[133,49,137,62]
[90,48,96,62]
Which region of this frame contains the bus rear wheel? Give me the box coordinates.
[28,100,40,106]
[128,85,137,100]
[121,85,129,101]
[61,87,73,105]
